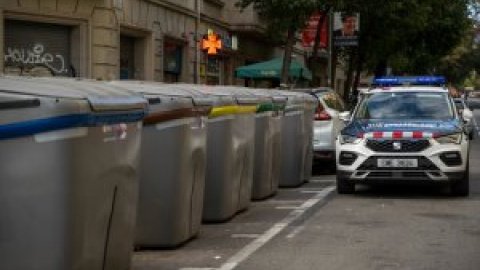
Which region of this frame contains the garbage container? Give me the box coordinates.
[197,85,260,214]
[238,87,287,200]
[299,93,317,182]
[283,91,317,183]
[173,84,258,222]
[272,90,307,187]
[112,81,212,248]
[0,76,147,270]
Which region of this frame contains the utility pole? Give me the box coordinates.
[327,11,333,88]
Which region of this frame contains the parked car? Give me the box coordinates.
[337,77,470,196]
[310,88,349,168]
[454,98,474,140]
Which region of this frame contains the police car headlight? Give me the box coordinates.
[434,133,462,144]
[339,134,362,145]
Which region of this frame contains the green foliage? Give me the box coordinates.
[235,0,474,86]
[235,0,317,42]
[436,27,478,85]
[341,0,471,77]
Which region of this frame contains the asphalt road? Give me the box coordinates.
[133,106,480,270]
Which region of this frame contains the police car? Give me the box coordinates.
[336,76,470,196]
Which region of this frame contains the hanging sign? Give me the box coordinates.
[202,29,222,55]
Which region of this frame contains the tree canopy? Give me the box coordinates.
[338,0,471,76]
[235,0,475,87]
[235,0,317,40]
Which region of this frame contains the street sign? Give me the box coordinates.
[333,12,360,47]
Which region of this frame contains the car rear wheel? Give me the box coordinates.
[336,175,355,194]
[451,165,469,197]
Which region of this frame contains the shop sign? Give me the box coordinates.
[302,12,328,48]
[202,29,222,55]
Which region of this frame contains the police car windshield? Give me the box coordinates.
[355,92,454,120]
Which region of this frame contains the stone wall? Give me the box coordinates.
[0,0,293,84]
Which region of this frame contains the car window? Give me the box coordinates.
[355,92,455,120]
[334,93,346,111]
[320,92,344,111]
[320,93,337,109]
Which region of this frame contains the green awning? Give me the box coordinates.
[235,57,313,81]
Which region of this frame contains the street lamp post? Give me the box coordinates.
[194,0,201,84]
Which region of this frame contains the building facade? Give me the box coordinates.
[0,0,310,85]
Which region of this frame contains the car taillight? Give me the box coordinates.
[315,103,331,120]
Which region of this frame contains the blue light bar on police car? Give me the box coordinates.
[373,76,446,85]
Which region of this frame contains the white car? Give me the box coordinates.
[311,88,348,168]
[336,77,470,196]
[454,98,474,140]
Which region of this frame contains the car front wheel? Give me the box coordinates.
[336,175,355,194]
[451,166,469,197]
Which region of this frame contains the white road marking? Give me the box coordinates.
[473,116,479,131]
[215,186,335,270]
[275,206,301,210]
[180,268,215,270]
[286,225,306,239]
[231,234,261,239]
[308,178,336,183]
[472,114,480,135]
[266,199,306,204]
[300,190,324,194]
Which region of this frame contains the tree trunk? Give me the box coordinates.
[353,47,366,96]
[343,48,357,105]
[374,58,388,77]
[331,48,338,90]
[309,9,330,87]
[281,26,296,87]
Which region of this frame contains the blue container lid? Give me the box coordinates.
[0,76,148,139]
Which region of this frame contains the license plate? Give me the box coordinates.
[377,158,418,168]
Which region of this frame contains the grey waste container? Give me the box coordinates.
[172,84,257,222]
[112,81,212,248]
[237,87,287,200]
[0,76,147,270]
[272,90,306,187]
[299,93,317,182]
[282,91,317,183]
[196,85,260,218]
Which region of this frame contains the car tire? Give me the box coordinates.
[451,165,469,197]
[336,175,355,194]
[328,160,337,173]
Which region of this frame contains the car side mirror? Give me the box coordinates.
[339,111,351,122]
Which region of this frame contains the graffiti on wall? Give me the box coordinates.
[4,43,68,76]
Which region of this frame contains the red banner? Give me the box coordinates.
[302,12,328,48]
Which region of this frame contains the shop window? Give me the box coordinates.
[206,56,224,85]
[163,41,183,83]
